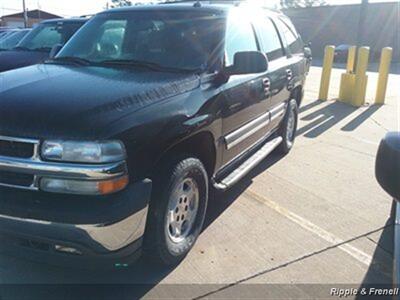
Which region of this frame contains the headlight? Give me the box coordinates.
[41,140,126,163]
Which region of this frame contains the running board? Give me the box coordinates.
[213,136,283,190]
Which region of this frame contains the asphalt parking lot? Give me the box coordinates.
[0,65,398,299]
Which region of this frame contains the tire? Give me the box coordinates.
[277,99,298,155]
[144,156,209,265]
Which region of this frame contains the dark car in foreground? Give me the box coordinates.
[0,18,87,72]
[376,132,400,290]
[0,29,31,51]
[0,2,311,267]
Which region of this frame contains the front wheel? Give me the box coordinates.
[277,99,298,154]
[144,157,209,265]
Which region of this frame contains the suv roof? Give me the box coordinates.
[40,17,89,25]
[104,1,281,16]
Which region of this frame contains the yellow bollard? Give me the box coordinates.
[319,45,335,101]
[346,46,357,73]
[339,46,357,103]
[375,47,393,105]
[339,73,356,103]
[352,47,370,107]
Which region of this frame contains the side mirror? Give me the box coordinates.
[304,46,312,60]
[49,44,63,59]
[226,51,268,76]
[376,132,400,200]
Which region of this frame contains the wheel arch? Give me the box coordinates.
[290,85,304,108]
[152,131,217,179]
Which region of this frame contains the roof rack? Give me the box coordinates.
[161,0,282,11]
[162,0,244,6]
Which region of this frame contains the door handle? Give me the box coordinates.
[262,78,271,97]
[286,69,293,81]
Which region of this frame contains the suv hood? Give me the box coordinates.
[0,64,200,139]
[0,50,49,72]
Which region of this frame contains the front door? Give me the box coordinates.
[220,10,270,166]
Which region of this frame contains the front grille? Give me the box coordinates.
[0,170,34,188]
[0,140,35,158]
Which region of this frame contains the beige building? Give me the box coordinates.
[0,9,61,28]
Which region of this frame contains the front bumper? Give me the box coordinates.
[0,179,152,267]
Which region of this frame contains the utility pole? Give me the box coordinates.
[356,0,369,47]
[22,0,28,28]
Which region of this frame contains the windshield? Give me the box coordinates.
[18,21,84,51]
[58,11,225,71]
[0,30,29,50]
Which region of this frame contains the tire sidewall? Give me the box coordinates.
[163,163,208,257]
[281,99,298,152]
[147,157,209,265]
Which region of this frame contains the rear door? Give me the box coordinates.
[220,10,270,166]
[273,16,307,108]
[253,15,290,131]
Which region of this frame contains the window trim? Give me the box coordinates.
[252,16,287,62]
[270,16,292,58]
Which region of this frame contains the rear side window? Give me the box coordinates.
[253,17,284,61]
[274,17,303,54]
[224,12,258,66]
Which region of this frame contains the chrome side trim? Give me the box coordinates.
[0,135,39,144]
[0,155,127,181]
[225,112,271,150]
[270,103,287,122]
[0,182,38,191]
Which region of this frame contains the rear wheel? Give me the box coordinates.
[144,157,208,265]
[277,99,298,154]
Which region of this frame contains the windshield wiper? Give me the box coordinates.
[99,59,202,74]
[47,56,93,66]
[13,46,31,51]
[31,47,52,52]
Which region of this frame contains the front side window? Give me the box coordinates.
[58,12,225,71]
[224,11,258,66]
[253,17,284,61]
[18,22,83,51]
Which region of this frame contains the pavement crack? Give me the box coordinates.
[366,236,394,256]
[193,226,388,300]
[322,141,375,158]
[369,117,390,132]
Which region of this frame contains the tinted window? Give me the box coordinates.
[0,30,29,50]
[19,22,83,51]
[224,12,258,66]
[253,18,284,61]
[59,12,224,71]
[274,18,303,54]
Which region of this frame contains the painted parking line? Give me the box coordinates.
[244,189,373,266]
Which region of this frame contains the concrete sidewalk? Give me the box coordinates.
[0,66,398,299]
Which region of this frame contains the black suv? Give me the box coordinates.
[0,18,87,73]
[0,2,310,267]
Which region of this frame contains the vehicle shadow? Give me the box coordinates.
[355,203,395,299]
[0,151,286,300]
[203,152,284,231]
[297,100,382,138]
